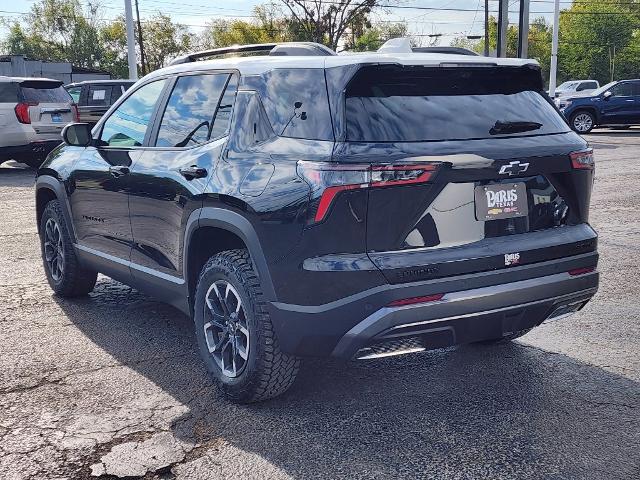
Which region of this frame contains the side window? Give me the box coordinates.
[155,73,230,148]
[88,85,112,106]
[100,79,166,147]
[585,81,598,89]
[0,82,19,102]
[66,86,81,103]
[632,82,640,96]
[209,74,238,140]
[110,85,125,104]
[611,82,633,97]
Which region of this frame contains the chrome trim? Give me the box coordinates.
[75,243,185,285]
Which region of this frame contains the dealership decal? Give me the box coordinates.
[505,253,521,266]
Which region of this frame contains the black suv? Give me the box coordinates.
[35,42,599,402]
[64,79,135,126]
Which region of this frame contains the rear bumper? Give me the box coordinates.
[332,270,597,359]
[269,251,598,358]
[0,140,61,161]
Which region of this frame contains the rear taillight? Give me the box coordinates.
[570,148,594,170]
[14,102,34,124]
[72,103,79,121]
[298,161,442,223]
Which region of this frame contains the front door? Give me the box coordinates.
[67,78,169,262]
[600,81,637,124]
[128,72,238,282]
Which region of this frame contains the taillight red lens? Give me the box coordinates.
[14,102,32,124]
[298,161,442,223]
[570,149,594,170]
[568,266,595,276]
[387,293,444,307]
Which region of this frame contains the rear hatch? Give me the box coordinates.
[18,79,74,138]
[329,64,596,284]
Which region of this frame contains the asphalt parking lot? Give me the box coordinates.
[1,130,639,480]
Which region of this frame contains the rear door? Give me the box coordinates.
[128,71,238,283]
[333,64,592,284]
[19,80,73,140]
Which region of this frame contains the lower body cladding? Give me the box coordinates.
[269,252,598,359]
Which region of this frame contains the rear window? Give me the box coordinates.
[345,66,569,142]
[20,81,71,103]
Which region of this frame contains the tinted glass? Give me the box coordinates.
[20,84,70,103]
[632,82,640,96]
[243,69,334,141]
[210,74,238,140]
[155,74,229,147]
[584,81,598,89]
[88,85,112,106]
[100,79,166,147]
[0,82,19,102]
[345,66,568,142]
[610,82,633,96]
[66,86,81,103]
[111,85,126,103]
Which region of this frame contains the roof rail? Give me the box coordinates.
[169,42,335,66]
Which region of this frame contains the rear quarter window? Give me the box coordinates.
[243,69,333,141]
[0,83,19,103]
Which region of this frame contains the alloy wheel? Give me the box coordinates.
[43,218,64,282]
[203,280,250,378]
[573,113,593,133]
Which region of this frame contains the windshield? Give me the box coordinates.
[345,65,569,142]
[557,81,577,90]
[591,81,617,96]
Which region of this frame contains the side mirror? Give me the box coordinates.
[603,91,613,100]
[62,123,93,147]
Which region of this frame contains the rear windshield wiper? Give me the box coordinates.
[490,120,543,135]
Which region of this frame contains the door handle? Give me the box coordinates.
[109,165,130,177]
[179,165,207,180]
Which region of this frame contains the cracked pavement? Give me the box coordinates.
[1,130,639,479]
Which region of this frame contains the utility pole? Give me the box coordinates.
[134,0,146,76]
[124,0,138,80]
[548,0,560,96]
[517,0,530,58]
[484,0,489,56]
[497,0,509,57]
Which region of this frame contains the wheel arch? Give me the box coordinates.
[35,175,76,241]
[569,106,599,124]
[184,207,277,313]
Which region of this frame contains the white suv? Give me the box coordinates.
[0,76,76,168]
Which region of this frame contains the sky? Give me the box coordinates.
[1,0,564,47]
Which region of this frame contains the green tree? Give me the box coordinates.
[558,0,638,83]
[140,13,192,72]
[348,22,409,52]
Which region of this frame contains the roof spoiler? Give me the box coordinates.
[169,42,336,66]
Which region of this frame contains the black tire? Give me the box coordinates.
[476,328,533,345]
[194,249,300,403]
[569,110,596,134]
[40,200,97,296]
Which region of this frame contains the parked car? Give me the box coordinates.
[35,41,599,402]
[559,79,640,133]
[0,76,76,168]
[64,80,135,125]
[549,79,600,99]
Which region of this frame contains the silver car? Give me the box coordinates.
[0,76,76,168]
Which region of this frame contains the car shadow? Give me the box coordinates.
[53,277,640,479]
